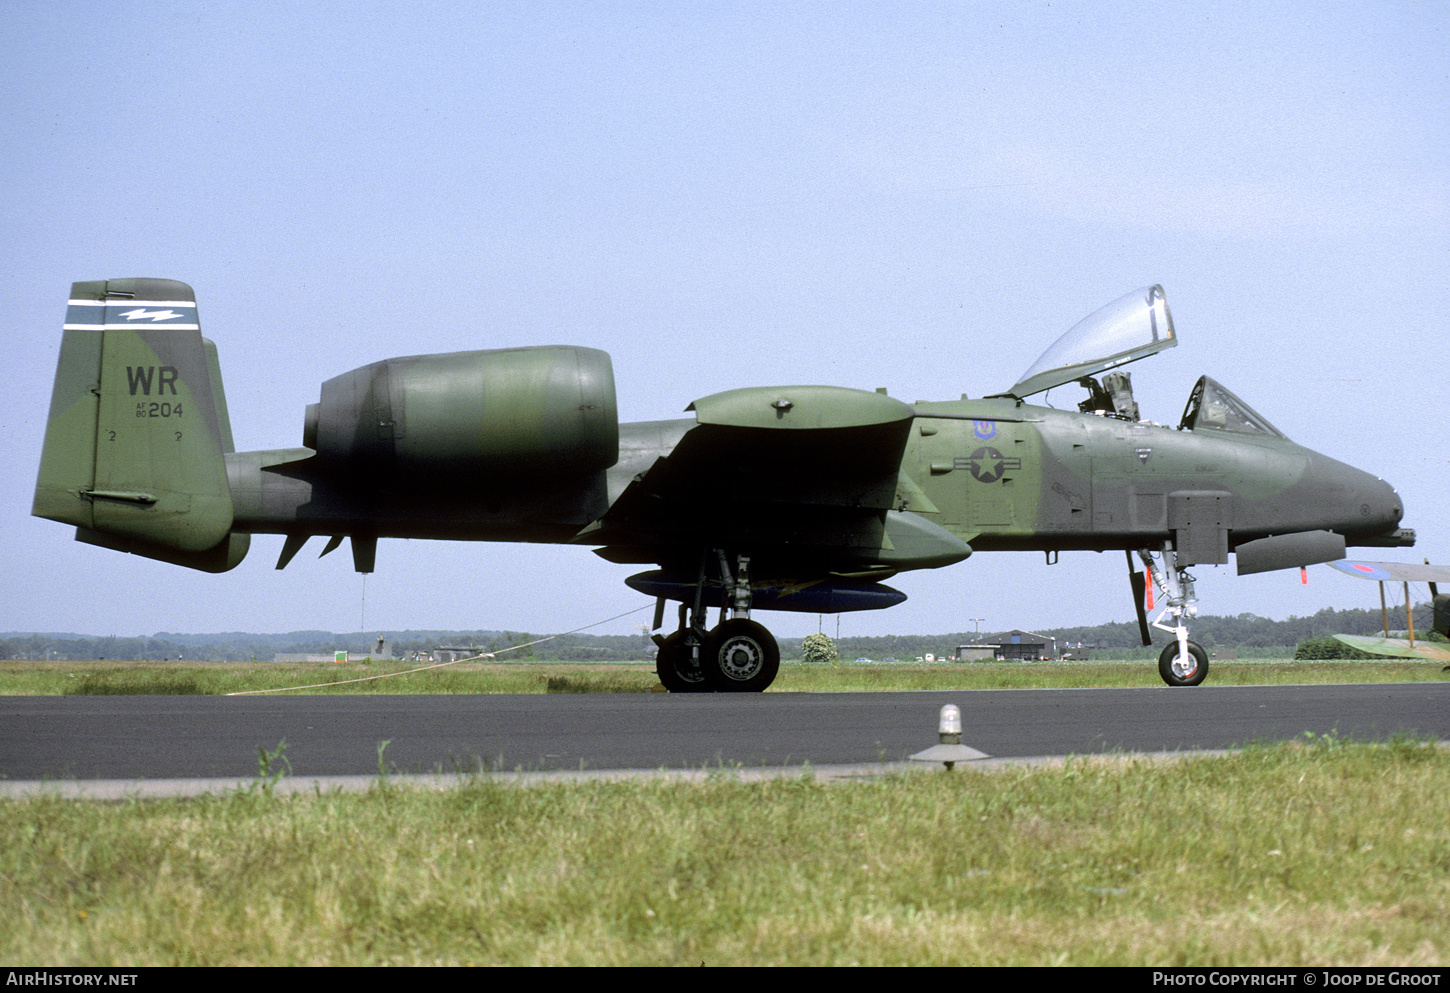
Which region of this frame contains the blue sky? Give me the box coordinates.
[3,1,1446,640]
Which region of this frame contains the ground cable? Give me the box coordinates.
[226,604,651,695]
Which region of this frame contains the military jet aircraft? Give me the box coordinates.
[34,280,1413,691]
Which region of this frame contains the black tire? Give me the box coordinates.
[700,619,780,693]
[1158,639,1209,686]
[655,631,711,693]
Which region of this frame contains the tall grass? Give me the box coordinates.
[2,737,1445,965]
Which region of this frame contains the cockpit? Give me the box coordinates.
[1004,284,1290,440]
[1178,376,1286,439]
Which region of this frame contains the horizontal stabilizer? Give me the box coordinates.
[76,528,249,574]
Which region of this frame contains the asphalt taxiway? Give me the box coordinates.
[2,682,1446,796]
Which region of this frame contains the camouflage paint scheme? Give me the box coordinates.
[35,279,1414,690]
[902,395,1402,555]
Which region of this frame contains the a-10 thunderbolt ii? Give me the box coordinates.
[34,280,1413,691]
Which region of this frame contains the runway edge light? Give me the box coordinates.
[909,704,989,771]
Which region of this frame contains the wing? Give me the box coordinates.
[1327,559,1450,584]
[576,384,970,574]
[1332,634,1450,663]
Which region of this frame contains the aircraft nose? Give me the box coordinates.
[1306,452,1403,535]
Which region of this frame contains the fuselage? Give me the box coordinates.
[225,394,1406,573]
[900,397,1404,554]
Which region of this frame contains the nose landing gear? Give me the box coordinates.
[1137,545,1210,687]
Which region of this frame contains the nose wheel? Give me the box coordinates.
[1158,639,1209,687]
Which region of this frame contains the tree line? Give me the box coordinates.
[4,601,1437,662]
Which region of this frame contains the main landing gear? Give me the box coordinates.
[652,551,781,693]
[1137,544,1210,687]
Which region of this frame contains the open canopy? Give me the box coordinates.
[1008,285,1176,399]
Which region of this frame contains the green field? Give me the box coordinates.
[2,737,1445,966]
[1,657,1446,695]
[5,658,1445,965]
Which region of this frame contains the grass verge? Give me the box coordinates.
[2,736,1444,965]
[0,658,1445,695]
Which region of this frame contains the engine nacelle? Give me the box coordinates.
[304,345,618,480]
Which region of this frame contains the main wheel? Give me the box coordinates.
[1158,639,1209,686]
[700,619,780,692]
[654,631,711,693]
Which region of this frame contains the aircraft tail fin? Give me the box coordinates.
[33,279,249,572]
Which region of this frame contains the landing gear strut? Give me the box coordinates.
[650,550,782,693]
[1137,544,1209,687]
